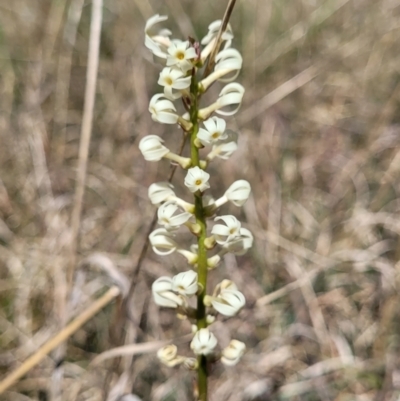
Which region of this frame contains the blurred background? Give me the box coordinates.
[1,0,400,400]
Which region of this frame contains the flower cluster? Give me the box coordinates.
[141,15,251,374]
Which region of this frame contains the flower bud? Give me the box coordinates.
[190,328,218,355]
[221,340,246,366]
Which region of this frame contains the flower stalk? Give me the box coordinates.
[141,9,250,401]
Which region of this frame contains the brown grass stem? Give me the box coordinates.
[0,286,120,394]
[202,0,237,79]
[69,0,103,285]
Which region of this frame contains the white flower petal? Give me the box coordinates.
[221,340,246,366]
[184,166,210,193]
[216,83,245,116]
[149,94,178,124]
[149,228,178,255]
[211,289,245,316]
[152,277,183,308]
[190,328,218,355]
[148,182,175,205]
[139,135,170,161]
[172,270,198,296]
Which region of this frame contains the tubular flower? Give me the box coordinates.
[211,215,242,245]
[149,228,178,255]
[221,227,254,256]
[149,94,179,124]
[152,277,184,308]
[210,288,246,317]
[139,135,170,161]
[200,20,234,61]
[158,67,191,100]
[172,270,198,296]
[201,20,234,46]
[148,182,176,205]
[200,48,243,90]
[157,345,186,367]
[167,40,197,72]
[221,340,246,366]
[198,83,245,119]
[207,140,238,161]
[215,180,251,208]
[157,201,193,231]
[184,166,210,193]
[213,279,238,295]
[197,117,227,146]
[190,328,218,355]
[144,15,171,59]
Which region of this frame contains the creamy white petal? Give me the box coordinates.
[149,228,178,255]
[221,340,246,366]
[190,328,218,355]
[184,166,210,193]
[139,135,170,161]
[172,270,198,296]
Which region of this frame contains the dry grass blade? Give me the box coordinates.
[69,0,103,284]
[0,286,120,394]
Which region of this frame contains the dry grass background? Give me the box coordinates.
[1,0,400,400]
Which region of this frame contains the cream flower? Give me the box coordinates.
[157,345,185,367]
[221,340,246,366]
[221,227,253,255]
[172,270,198,296]
[157,201,192,231]
[198,83,245,119]
[200,48,242,90]
[197,117,227,145]
[184,166,210,193]
[139,135,170,161]
[210,288,245,317]
[190,328,218,355]
[200,20,234,61]
[145,14,171,59]
[167,40,197,72]
[148,182,176,205]
[149,94,179,124]
[211,215,242,245]
[158,67,191,100]
[149,228,178,255]
[201,20,234,46]
[214,180,251,208]
[207,141,238,161]
[152,277,183,308]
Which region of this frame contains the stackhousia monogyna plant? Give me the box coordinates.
[140,11,252,401]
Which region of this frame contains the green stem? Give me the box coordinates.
[189,73,208,401]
